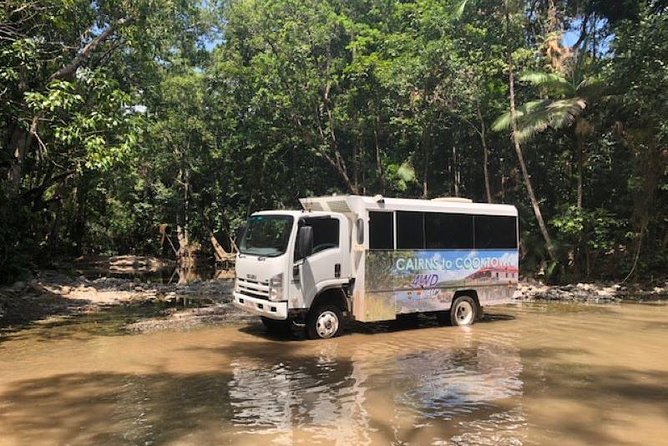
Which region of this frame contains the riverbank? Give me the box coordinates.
[0,270,245,334]
[515,280,668,303]
[1,272,666,335]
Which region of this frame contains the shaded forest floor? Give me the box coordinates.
[1,267,666,338]
[0,269,250,336]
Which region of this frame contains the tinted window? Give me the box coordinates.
[425,213,474,249]
[474,215,518,249]
[303,217,339,253]
[369,212,393,249]
[397,211,424,249]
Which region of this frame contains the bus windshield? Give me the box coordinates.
[239,215,294,257]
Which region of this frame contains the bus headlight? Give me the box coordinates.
[268,273,284,301]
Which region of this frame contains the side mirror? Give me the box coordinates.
[356,218,364,245]
[296,226,313,260]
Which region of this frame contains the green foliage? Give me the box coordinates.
[0,0,666,283]
[492,97,586,142]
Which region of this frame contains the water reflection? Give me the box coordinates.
[5,304,667,445]
[227,329,526,445]
[229,350,370,445]
[395,344,523,419]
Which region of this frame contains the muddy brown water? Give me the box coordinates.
[1,303,667,445]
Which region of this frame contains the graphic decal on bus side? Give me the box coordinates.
[362,250,518,319]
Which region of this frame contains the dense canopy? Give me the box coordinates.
[1,0,666,282]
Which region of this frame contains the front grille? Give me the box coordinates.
[237,277,270,300]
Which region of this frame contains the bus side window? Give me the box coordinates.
[474,215,518,249]
[397,211,424,249]
[369,212,394,250]
[425,213,473,249]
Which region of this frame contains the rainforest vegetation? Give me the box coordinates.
[1,0,666,283]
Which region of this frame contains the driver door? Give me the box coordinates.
[290,216,347,308]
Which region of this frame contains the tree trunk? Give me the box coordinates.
[576,138,584,209]
[353,141,359,193]
[422,124,430,198]
[453,145,461,197]
[374,115,385,193]
[184,166,190,248]
[505,7,556,262]
[477,104,493,203]
[7,126,29,193]
[6,117,37,195]
[46,192,64,253]
[318,85,359,194]
[73,178,87,255]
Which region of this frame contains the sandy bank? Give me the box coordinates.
[2,272,666,335]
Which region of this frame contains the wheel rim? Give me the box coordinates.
[315,310,339,338]
[455,301,474,325]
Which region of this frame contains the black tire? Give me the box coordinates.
[261,316,291,334]
[306,304,343,339]
[450,295,478,326]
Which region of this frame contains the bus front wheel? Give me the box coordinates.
[306,304,343,339]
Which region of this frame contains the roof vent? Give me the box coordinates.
[327,200,351,213]
[431,197,473,203]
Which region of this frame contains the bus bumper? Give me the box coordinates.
[233,292,288,320]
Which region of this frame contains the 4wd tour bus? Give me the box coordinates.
[233,195,519,339]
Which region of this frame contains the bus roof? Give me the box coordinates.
[300,195,517,217]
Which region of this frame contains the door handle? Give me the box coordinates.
[334,263,341,278]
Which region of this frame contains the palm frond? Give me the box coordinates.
[512,100,554,143]
[519,71,575,97]
[492,98,586,143]
[491,111,512,132]
[545,97,586,129]
[492,100,550,132]
[452,0,471,20]
[575,76,606,99]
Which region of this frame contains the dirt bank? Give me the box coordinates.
[2,272,666,336]
[0,270,243,333]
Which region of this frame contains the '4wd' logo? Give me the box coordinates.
[411,274,439,288]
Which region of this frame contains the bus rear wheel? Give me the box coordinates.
[449,296,477,326]
[306,304,343,339]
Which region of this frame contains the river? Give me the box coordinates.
[1,302,667,445]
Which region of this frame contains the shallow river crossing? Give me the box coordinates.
[1,302,667,445]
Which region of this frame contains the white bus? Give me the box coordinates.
[233,195,519,339]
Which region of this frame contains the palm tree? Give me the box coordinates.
[499,4,558,262]
[454,0,572,262]
[492,62,603,209]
